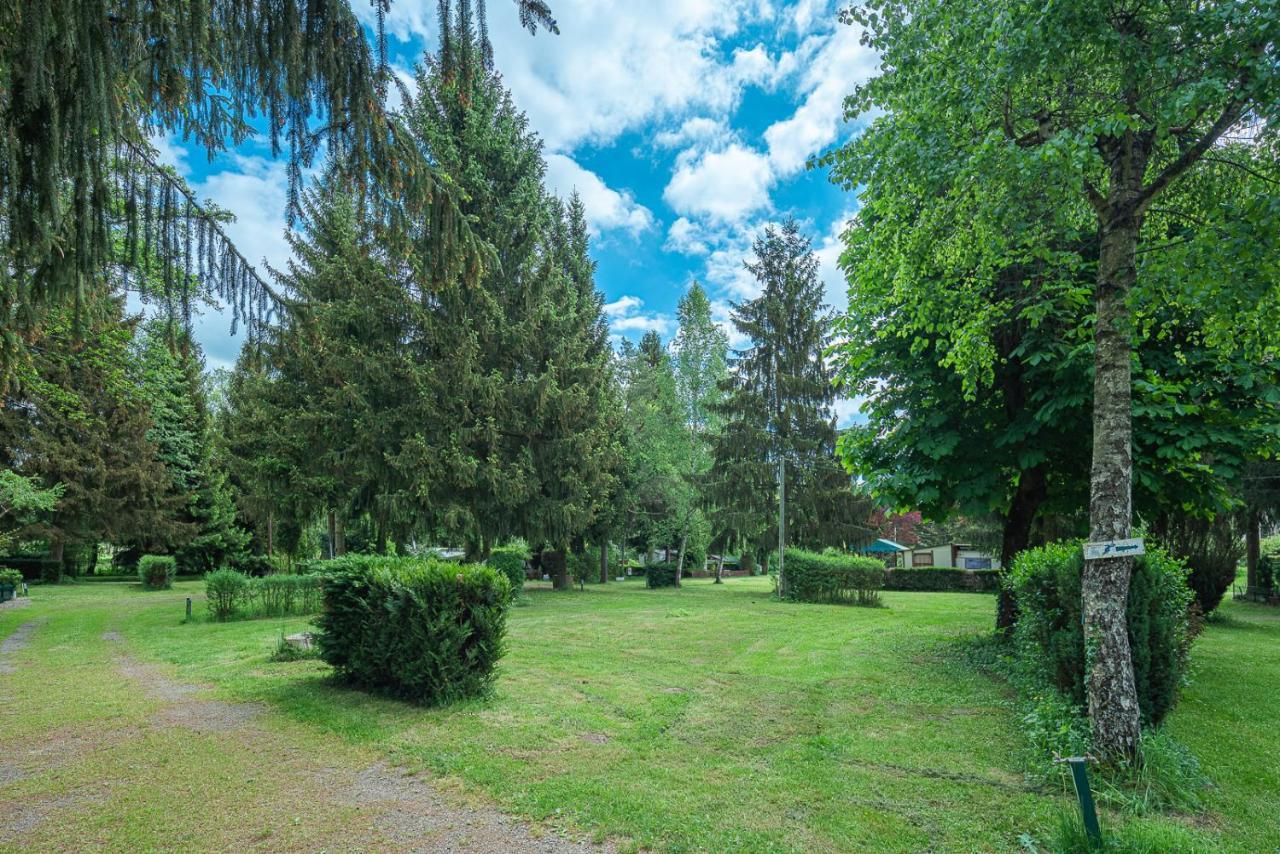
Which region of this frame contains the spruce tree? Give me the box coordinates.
[0,297,184,577]
[0,1,556,379]
[709,220,862,593]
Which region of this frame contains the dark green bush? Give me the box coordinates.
[1152,512,1244,615]
[739,552,757,575]
[1259,537,1280,594]
[137,555,177,590]
[1007,541,1193,726]
[205,568,249,621]
[314,555,510,705]
[783,549,885,606]
[885,567,1001,593]
[645,562,680,588]
[228,553,275,577]
[487,545,528,597]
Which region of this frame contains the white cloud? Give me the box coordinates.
[832,396,867,428]
[763,23,878,176]
[664,143,775,224]
[653,116,732,150]
[544,154,655,238]
[603,294,674,338]
[814,211,856,313]
[665,217,710,255]
[604,295,644,317]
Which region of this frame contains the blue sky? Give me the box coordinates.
[160,0,877,423]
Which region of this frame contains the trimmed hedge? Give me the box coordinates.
[645,562,680,588]
[783,549,885,606]
[315,555,510,705]
[248,573,323,616]
[885,567,1001,593]
[137,555,177,590]
[487,545,528,597]
[1007,541,1194,727]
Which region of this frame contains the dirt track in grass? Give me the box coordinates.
[0,598,613,852]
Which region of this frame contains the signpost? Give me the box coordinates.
[1083,538,1145,561]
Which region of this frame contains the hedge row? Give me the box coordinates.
[205,570,323,621]
[1007,541,1193,727]
[315,555,510,705]
[783,549,885,606]
[884,567,1001,593]
[645,562,680,588]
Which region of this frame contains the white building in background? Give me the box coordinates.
[898,543,1000,570]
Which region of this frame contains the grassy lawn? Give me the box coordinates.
[2,577,1277,851]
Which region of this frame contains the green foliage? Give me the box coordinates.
[486,545,529,598]
[782,549,884,606]
[885,568,1001,593]
[205,569,249,622]
[269,632,320,663]
[314,555,510,706]
[1007,542,1194,726]
[137,555,176,590]
[0,567,23,594]
[1258,536,1280,594]
[0,471,62,552]
[1151,511,1245,615]
[645,562,680,589]
[246,574,323,618]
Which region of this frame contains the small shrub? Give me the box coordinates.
[645,562,680,588]
[1007,541,1193,727]
[0,567,23,595]
[205,568,249,621]
[885,567,1001,593]
[1259,537,1280,594]
[314,555,510,705]
[487,545,529,598]
[783,549,885,606]
[1152,511,1244,615]
[247,573,324,617]
[137,555,177,590]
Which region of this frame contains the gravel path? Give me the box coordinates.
[83,634,612,852]
[0,617,43,674]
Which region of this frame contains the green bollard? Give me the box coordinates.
[1066,757,1102,848]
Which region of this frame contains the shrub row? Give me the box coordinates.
[137,555,177,590]
[1007,541,1193,727]
[204,569,323,621]
[314,555,510,705]
[645,562,680,588]
[884,567,1001,593]
[783,549,885,606]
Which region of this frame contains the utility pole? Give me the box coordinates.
[773,342,785,598]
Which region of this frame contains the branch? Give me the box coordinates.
[1136,97,1249,211]
[1201,155,1280,188]
[1083,180,1107,217]
[123,138,297,309]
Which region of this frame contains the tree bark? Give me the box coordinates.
[266,511,275,558]
[674,533,687,587]
[47,536,65,583]
[715,553,724,584]
[1245,506,1262,598]
[334,515,346,557]
[996,465,1048,633]
[598,540,609,584]
[327,511,337,559]
[1084,179,1144,760]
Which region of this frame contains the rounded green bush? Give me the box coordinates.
[137,555,177,590]
[1007,541,1194,726]
[205,568,249,621]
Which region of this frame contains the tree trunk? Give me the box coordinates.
[327,511,337,560]
[675,533,687,587]
[266,511,275,558]
[1084,188,1143,761]
[47,537,65,583]
[546,548,569,591]
[334,515,346,557]
[996,465,1048,633]
[87,542,100,576]
[1245,506,1262,598]
[598,540,609,584]
[715,553,724,584]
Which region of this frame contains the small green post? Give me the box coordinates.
[1066,757,1102,847]
[185,597,192,620]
